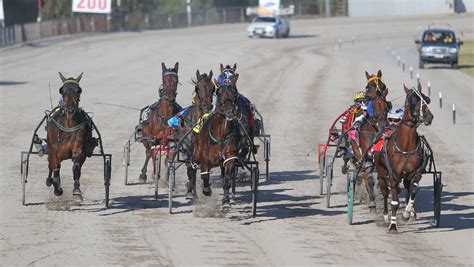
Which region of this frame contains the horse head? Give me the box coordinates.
[403,83,433,126]
[365,70,387,99]
[215,73,239,120]
[193,70,215,113]
[59,72,83,117]
[160,62,179,102]
[368,87,391,130]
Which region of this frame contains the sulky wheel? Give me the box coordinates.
[433,172,443,228]
[319,153,326,196]
[347,170,355,225]
[326,160,333,208]
[104,158,111,208]
[251,167,259,217]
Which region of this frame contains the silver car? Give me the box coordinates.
[247,16,290,38]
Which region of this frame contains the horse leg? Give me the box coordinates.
[46,167,53,187]
[72,155,85,202]
[362,171,376,212]
[139,148,151,183]
[403,175,421,221]
[201,165,212,197]
[388,178,400,233]
[48,154,63,196]
[378,177,389,224]
[222,162,235,206]
[185,163,197,200]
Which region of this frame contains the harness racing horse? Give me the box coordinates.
[46,72,96,202]
[217,63,255,158]
[374,83,433,233]
[192,74,241,205]
[350,73,391,212]
[139,62,182,183]
[170,70,215,200]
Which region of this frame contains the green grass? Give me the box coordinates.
[459,40,474,76]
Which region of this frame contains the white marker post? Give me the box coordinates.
[402,61,405,72]
[427,81,431,97]
[416,73,420,85]
[339,39,342,48]
[397,56,400,66]
[439,92,443,109]
[453,104,456,124]
[410,66,413,79]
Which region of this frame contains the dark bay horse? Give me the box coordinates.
[169,70,215,200]
[374,83,433,233]
[217,63,255,157]
[349,71,391,211]
[46,72,96,202]
[192,74,241,205]
[139,62,182,183]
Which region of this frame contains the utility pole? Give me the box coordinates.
[37,0,42,22]
[186,0,192,27]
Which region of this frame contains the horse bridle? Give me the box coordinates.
[365,76,385,97]
[60,80,81,116]
[194,77,215,112]
[159,71,178,102]
[403,89,431,127]
[216,83,239,120]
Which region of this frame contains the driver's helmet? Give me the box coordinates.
[217,65,234,85]
[387,107,404,124]
[354,91,365,103]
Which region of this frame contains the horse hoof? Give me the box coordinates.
[185,192,194,200]
[387,223,398,234]
[222,197,230,206]
[402,211,411,221]
[409,211,417,221]
[368,200,376,208]
[73,192,83,203]
[138,173,147,184]
[46,178,53,187]
[54,187,63,196]
[341,165,348,175]
[202,187,212,197]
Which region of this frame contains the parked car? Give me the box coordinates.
[247,16,290,39]
[415,28,463,69]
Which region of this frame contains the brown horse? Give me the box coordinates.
[46,72,96,202]
[192,74,241,205]
[169,70,215,200]
[374,83,433,233]
[139,62,182,183]
[349,71,391,211]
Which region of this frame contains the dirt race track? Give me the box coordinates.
[1,13,473,266]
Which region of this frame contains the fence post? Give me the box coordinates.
[298,3,302,16]
[240,7,245,23]
[223,9,227,24]
[168,14,172,28]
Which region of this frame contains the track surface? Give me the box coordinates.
[1,14,473,265]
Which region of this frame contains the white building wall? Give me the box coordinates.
[348,0,474,17]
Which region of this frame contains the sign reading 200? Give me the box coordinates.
[72,0,112,14]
